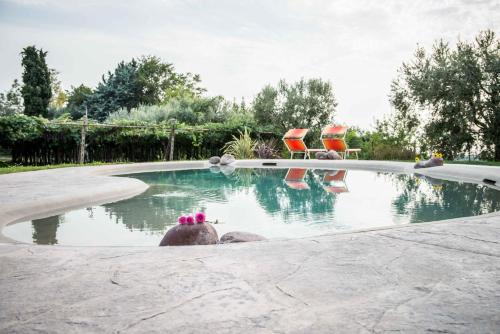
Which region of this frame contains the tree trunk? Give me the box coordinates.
[495,143,500,162]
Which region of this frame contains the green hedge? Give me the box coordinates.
[0,115,281,164]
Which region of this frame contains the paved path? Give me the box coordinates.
[0,160,499,333]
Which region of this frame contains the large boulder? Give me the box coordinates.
[159,223,219,246]
[220,154,236,165]
[326,150,341,160]
[220,231,267,244]
[209,156,220,164]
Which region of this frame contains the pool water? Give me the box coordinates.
[4,168,500,246]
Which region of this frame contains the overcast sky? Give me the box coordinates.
[0,0,499,128]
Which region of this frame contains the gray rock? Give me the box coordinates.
[427,157,444,167]
[315,151,327,160]
[326,150,341,160]
[220,154,236,165]
[208,156,220,164]
[159,223,218,246]
[414,157,444,169]
[220,231,267,244]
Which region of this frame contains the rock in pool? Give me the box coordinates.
[220,231,267,244]
[209,156,220,164]
[220,154,236,165]
[159,223,219,246]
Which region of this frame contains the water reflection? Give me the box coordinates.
[5,168,499,245]
[390,173,500,222]
[32,216,62,245]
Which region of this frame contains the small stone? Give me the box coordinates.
[220,154,236,165]
[209,156,220,164]
[220,231,267,244]
[159,223,219,246]
[315,152,327,160]
[326,150,341,160]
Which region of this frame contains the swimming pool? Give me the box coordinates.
[4,167,500,246]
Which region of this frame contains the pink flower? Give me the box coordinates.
[186,216,195,225]
[195,212,206,224]
[178,216,187,225]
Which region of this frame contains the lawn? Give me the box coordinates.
[0,162,130,175]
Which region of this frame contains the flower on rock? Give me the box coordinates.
[186,216,195,225]
[195,212,206,224]
[178,216,187,225]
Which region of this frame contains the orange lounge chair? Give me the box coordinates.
[283,128,310,159]
[321,125,361,159]
[322,169,349,193]
[284,168,310,190]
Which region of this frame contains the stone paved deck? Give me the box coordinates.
[0,160,499,333]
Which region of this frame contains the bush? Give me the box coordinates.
[222,128,256,159]
[255,139,279,159]
[0,115,281,164]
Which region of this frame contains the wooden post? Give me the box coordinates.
[168,121,176,161]
[79,108,88,164]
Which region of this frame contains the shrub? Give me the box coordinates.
[222,128,256,159]
[254,139,279,159]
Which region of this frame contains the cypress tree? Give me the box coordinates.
[21,46,52,117]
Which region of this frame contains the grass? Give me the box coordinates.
[0,162,130,175]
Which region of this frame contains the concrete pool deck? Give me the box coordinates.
[0,160,499,333]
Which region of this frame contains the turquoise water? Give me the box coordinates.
[3,168,500,246]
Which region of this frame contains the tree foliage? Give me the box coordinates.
[85,56,205,121]
[390,30,500,160]
[21,46,52,117]
[66,84,94,119]
[253,78,337,134]
[0,79,23,116]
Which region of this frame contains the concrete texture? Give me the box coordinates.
[1,160,499,333]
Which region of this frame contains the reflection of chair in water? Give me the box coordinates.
[322,170,348,193]
[284,168,310,190]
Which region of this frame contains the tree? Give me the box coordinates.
[66,84,93,119]
[49,69,67,109]
[137,55,205,104]
[0,79,23,116]
[21,46,52,117]
[86,56,205,121]
[252,78,337,134]
[86,60,141,121]
[390,30,500,160]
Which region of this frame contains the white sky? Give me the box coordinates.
[0,0,499,128]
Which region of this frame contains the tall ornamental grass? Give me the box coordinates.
[223,128,256,159]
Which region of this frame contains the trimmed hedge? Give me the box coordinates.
[0,115,281,165]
